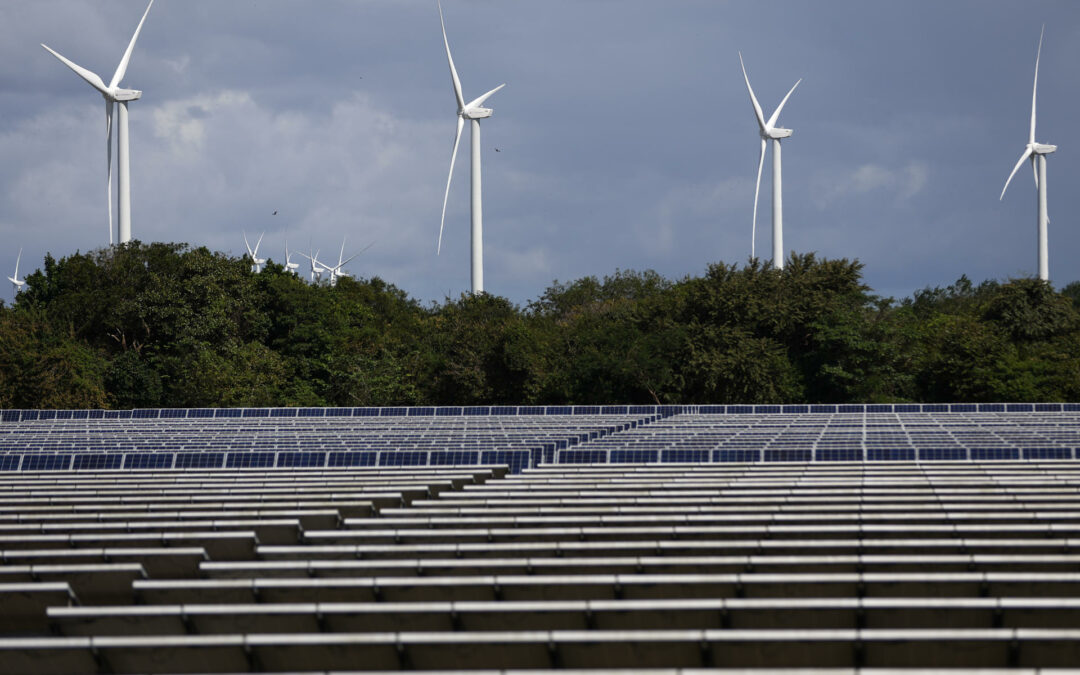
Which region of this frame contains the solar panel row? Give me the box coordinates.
[4,461,1080,671]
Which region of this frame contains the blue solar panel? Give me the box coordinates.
[661,449,710,463]
[215,409,241,418]
[408,407,435,417]
[379,451,428,467]
[462,407,491,416]
[971,448,1020,460]
[430,451,479,466]
[72,454,122,471]
[328,451,377,467]
[918,448,968,461]
[276,452,326,468]
[0,455,20,471]
[435,407,462,417]
[868,448,916,461]
[610,449,658,463]
[482,450,530,472]
[270,408,297,418]
[379,408,407,417]
[175,453,224,469]
[558,449,607,465]
[1023,447,1073,460]
[765,449,813,462]
[124,453,174,469]
[227,452,275,468]
[816,449,864,462]
[241,409,270,418]
[22,454,72,471]
[714,449,760,462]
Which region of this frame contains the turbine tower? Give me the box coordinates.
[739,52,801,270]
[7,249,25,298]
[42,0,154,246]
[1000,26,1056,282]
[437,0,505,295]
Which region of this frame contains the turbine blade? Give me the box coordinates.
[109,0,154,89]
[42,44,109,95]
[438,115,465,255]
[466,83,506,110]
[752,137,766,259]
[1000,147,1034,200]
[254,232,264,257]
[338,237,347,267]
[1032,155,1038,189]
[243,230,254,257]
[766,78,802,129]
[438,1,466,111]
[13,248,21,279]
[106,101,114,245]
[1030,25,1044,145]
[738,52,767,132]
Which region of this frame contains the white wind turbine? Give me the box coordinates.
[1000,26,1057,282]
[42,0,154,246]
[7,249,25,298]
[739,52,801,270]
[284,241,300,276]
[437,0,506,295]
[322,238,374,287]
[300,247,325,284]
[243,231,266,273]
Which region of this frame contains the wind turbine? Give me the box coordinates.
[243,231,266,273]
[739,52,801,270]
[42,0,154,246]
[300,247,325,284]
[1000,26,1057,282]
[7,249,25,297]
[437,0,505,295]
[323,238,374,287]
[284,241,300,276]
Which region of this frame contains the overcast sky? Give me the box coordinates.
[2,0,1079,305]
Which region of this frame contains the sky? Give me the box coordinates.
[1,0,1079,306]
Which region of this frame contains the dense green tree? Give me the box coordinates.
[3,243,1078,407]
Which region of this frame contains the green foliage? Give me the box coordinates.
[2,242,1078,407]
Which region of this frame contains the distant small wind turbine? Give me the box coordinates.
[243,231,266,273]
[7,249,25,297]
[1000,26,1057,282]
[42,0,154,246]
[739,52,801,270]
[300,247,325,284]
[284,241,300,275]
[322,238,374,287]
[437,0,506,295]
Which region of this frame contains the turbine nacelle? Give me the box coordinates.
[1032,142,1057,155]
[765,127,793,140]
[112,89,142,102]
[462,107,493,120]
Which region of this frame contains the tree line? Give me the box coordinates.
[1,242,1077,409]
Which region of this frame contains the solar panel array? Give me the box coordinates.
[2,404,1080,475]
[4,459,1080,671]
